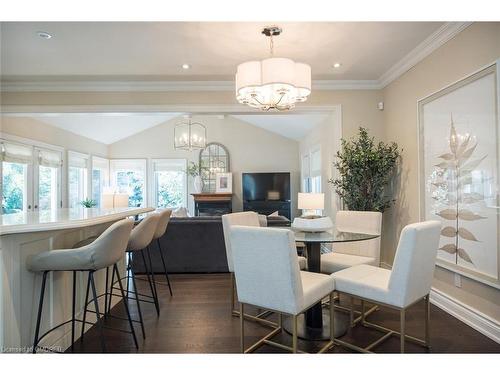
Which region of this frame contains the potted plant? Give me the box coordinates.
[80,198,97,208]
[186,162,203,194]
[329,127,401,212]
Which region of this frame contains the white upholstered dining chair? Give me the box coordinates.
[222,211,307,325]
[332,220,441,353]
[321,210,382,274]
[230,225,335,353]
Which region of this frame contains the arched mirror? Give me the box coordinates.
[199,142,230,193]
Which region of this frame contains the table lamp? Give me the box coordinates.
[292,192,333,232]
[102,192,129,209]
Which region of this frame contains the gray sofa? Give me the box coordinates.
[132,215,290,274]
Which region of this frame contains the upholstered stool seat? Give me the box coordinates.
[27,219,136,353]
[151,209,173,296]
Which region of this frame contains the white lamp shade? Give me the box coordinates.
[114,193,129,208]
[294,62,311,99]
[236,61,262,89]
[298,192,324,210]
[261,57,295,85]
[101,193,129,209]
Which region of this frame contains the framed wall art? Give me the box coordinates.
[418,60,500,288]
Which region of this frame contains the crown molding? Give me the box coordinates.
[0,79,381,92]
[378,22,473,88]
[0,22,472,94]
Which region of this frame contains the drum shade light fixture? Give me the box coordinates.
[235,26,311,111]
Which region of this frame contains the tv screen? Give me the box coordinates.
[242,172,290,202]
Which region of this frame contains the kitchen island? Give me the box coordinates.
[0,206,154,352]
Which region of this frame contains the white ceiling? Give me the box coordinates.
[31,113,180,144]
[26,112,326,144]
[0,22,443,80]
[231,114,329,140]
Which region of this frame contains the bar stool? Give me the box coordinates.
[109,212,161,339]
[27,219,136,353]
[151,209,173,296]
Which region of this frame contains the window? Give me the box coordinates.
[110,159,147,207]
[91,156,109,208]
[68,151,89,208]
[1,140,33,214]
[301,146,322,215]
[152,159,187,209]
[36,148,62,211]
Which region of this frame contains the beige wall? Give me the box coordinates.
[299,110,342,220]
[0,116,108,157]
[108,115,301,215]
[382,22,500,321]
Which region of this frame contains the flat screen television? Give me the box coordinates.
[242,172,290,202]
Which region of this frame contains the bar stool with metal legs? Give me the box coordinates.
[151,209,173,296]
[108,212,161,339]
[27,219,136,353]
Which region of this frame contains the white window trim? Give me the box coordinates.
[1,133,63,211]
[149,158,188,208]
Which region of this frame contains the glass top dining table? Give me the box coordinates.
[284,228,380,341]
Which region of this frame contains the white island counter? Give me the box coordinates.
[0,206,154,352]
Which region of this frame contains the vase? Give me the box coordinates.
[193,176,203,194]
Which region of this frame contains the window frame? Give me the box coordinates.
[149,158,187,209]
[110,158,148,207]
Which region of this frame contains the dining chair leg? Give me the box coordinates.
[360,300,365,324]
[146,246,160,310]
[80,272,91,342]
[71,270,76,352]
[349,296,355,329]
[140,249,160,316]
[32,271,48,353]
[330,292,335,341]
[278,313,283,332]
[400,308,406,353]
[114,264,139,349]
[230,272,236,314]
[292,315,298,353]
[89,271,106,353]
[157,239,173,296]
[240,302,245,353]
[104,267,109,320]
[107,264,116,315]
[425,294,431,348]
[130,265,146,339]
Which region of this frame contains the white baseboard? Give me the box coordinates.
[429,287,500,344]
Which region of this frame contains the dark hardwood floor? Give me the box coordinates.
[70,273,500,353]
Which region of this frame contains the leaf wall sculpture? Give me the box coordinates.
[433,116,487,265]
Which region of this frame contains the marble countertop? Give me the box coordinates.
[0,207,155,235]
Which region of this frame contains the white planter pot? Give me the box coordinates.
[193,176,203,194]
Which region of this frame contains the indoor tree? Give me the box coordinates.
[329,127,401,212]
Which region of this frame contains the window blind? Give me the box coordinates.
[38,148,62,168]
[0,140,33,164]
[68,151,89,169]
[153,159,187,172]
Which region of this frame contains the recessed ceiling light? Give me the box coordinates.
[333,62,342,69]
[182,64,191,70]
[37,31,53,39]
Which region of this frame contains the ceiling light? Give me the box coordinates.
[174,118,207,151]
[235,26,311,111]
[37,31,52,39]
[333,62,342,68]
[182,64,191,70]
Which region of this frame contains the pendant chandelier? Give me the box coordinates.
[235,26,311,111]
[174,117,207,151]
